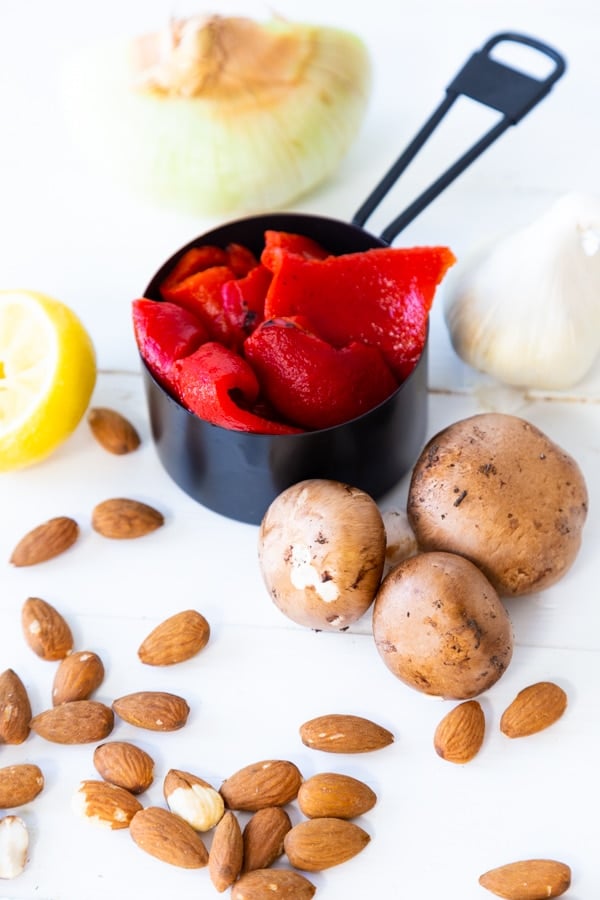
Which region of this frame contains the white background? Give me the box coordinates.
[1,1,599,898]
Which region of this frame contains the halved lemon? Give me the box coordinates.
[0,289,97,471]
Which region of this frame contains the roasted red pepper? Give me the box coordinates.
[174,341,301,434]
[221,264,271,341]
[132,298,208,395]
[263,246,456,380]
[161,265,237,345]
[159,245,230,293]
[261,230,330,271]
[245,316,399,429]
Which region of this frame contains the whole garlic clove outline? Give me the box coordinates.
[444,191,600,390]
[0,815,29,879]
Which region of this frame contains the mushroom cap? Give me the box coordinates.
[407,413,588,596]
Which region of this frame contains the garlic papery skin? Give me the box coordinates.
[444,192,600,390]
[61,15,371,216]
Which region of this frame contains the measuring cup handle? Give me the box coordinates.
[352,31,567,242]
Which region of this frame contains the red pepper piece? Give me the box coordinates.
[162,265,238,345]
[222,264,272,340]
[244,317,399,430]
[261,230,330,272]
[263,246,456,380]
[174,342,301,434]
[225,242,259,277]
[160,245,229,294]
[132,298,208,396]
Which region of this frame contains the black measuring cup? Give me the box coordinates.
[141,32,566,525]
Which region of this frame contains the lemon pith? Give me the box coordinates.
[0,289,96,471]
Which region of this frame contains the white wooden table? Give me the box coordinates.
[1,1,598,897]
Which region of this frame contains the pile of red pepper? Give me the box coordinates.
[132,231,455,433]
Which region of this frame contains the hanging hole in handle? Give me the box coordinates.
[488,38,561,81]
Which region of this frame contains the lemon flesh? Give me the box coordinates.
[0,290,96,471]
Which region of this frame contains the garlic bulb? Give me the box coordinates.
[61,15,371,215]
[444,192,600,389]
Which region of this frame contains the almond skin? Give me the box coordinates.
[129,806,208,868]
[73,779,143,829]
[284,817,370,871]
[0,764,44,808]
[52,650,105,705]
[164,769,224,831]
[112,691,190,732]
[31,700,114,744]
[231,868,316,899]
[242,807,292,873]
[21,597,74,661]
[0,669,32,744]
[93,741,155,794]
[91,498,164,539]
[137,610,210,666]
[434,699,485,763]
[10,516,79,566]
[299,713,394,753]
[220,760,303,812]
[87,407,141,455]
[208,810,243,892]
[297,772,377,819]
[479,858,571,899]
[500,682,568,738]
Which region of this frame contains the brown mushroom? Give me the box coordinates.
[407,413,588,597]
[258,479,386,631]
[372,551,513,699]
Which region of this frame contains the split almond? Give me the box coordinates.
[231,868,316,899]
[300,713,394,753]
[52,650,105,705]
[112,691,190,732]
[93,741,155,794]
[0,815,29,879]
[92,498,164,539]
[479,858,571,899]
[208,810,243,892]
[500,682,568,738]
[0,764,44,808]
[138,610,210,666]
[31,699,114,744]
[88,407,141,455]
[21,597,73,660]
[284,816,370,871]
[297,772,376,819]
[220,760,303,812]
[73,779,143,829]
[10,516,79,566]
[130,806,208,868]
[434,699,485,763]
[164,769,224,831]
[242,807,292,872]
[0,668,32,744]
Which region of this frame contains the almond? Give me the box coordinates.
[0,815,29,879]
[299,713,394,753]
[31,699,114,744]
[0,669,32,744]
[73,779,143,829]
[91,498,164,539]
[112,691,190,732]
[164,768,224,831]
[297,772,376,819]
[88,407,141,455]
[500,682,568,738]
[129,806,208,868]
[52,650,105,705]
[93,741,155,794]
[9,516,79,566]
[242,807,292,872]
[434,699,485,763]
[0,764,44,808]
[220,760,303,812]
[284,817,370,871]
[479,858,571,899]
[231,868,316,899]
[138,610,210,666]
[21,597,73,660]
[208,810,243,892]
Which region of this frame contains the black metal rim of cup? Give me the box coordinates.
[142,212,429,526]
